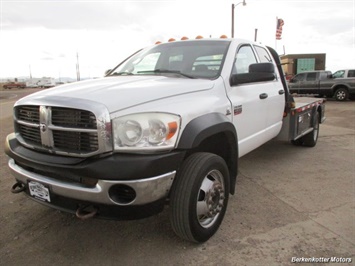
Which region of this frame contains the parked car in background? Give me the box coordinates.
[289,70,355,101]
[332,69,355,79]
[3,82,26,89]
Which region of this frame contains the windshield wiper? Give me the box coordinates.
[110,71,134,76]
[137,69,195,79]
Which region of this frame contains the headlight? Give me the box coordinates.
[112,113,180,152]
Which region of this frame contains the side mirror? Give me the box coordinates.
[249,62,275,74]
[230,62,276,86]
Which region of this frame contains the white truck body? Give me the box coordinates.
[5,38,325,242]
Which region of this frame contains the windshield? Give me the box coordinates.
[107,40,231,79]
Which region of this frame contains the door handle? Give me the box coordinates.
[259,93,268,99]
[279,90,285,95]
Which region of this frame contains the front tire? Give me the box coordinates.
[334,87,349,101]
[169,152,230,242]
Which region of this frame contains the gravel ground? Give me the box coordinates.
[0,92,354,266]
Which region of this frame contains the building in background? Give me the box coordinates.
[280,53,326,80]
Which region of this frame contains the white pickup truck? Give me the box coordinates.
[5,37,325,242]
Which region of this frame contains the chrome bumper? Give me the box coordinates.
[8,158,175,206]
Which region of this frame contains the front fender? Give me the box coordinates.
[177,113,238,194]
[178,113,237,149]
[331,83,350,91]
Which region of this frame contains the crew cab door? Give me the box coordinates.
[225,44,283,157]
[289,73,305,94]
[299,72,319,94]
[253,45,285,140]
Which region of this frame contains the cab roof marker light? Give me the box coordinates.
[155,34,228,44]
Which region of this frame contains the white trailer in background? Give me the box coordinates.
[26,77,56,88]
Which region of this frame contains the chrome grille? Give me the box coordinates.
[53,131,99,152]
[15,105,100,156]
[51,107,97,129]
[18,124,41,144]
[16,105,40,123]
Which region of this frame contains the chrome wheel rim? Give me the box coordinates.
[313,119,319,141]
[337,91,345,100]
[196,169,225,228]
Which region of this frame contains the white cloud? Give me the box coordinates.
[0,0,354,79]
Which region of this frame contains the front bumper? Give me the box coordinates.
[8,159,176,206]
[5,133,185,219]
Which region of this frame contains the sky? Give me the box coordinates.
[0,0,354,80]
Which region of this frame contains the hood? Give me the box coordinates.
[20,76,215,113]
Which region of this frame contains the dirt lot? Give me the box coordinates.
[0,93,354,266]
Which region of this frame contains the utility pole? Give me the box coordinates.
[231,1,247,38]
[29,65,32,79]
[76,52,80,81]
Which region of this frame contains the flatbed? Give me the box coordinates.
[278,97,325,146]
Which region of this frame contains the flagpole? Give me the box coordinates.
[275,17,278,51]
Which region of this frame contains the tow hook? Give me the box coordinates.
[76,205,98,220]
[11,182,26,193]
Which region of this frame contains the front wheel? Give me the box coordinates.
[334,88,349,101]
[169,152,230,242]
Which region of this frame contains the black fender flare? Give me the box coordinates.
[177,113,238,194]
[178,113,237,149]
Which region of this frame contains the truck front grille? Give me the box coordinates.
[18,124,41,144]
[51,107,97,129]
[15,105,101,156]
[17,105,40,123]
[53,131,99,152]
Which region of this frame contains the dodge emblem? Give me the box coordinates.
[40,123,47,132]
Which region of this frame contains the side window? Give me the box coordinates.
[233,45,257,74]
[254,46,272,63]
[347,70,355,77]
[319,72,328,80]
[332,70,345,78]
[306,73,317,81]
[293,73,306,82]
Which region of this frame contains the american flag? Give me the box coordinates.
[276,18,284,40]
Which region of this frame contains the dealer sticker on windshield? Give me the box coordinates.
[28,181,51,202]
